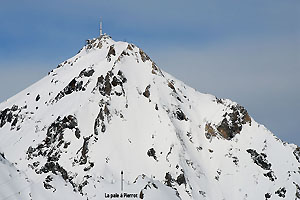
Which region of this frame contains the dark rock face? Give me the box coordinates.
[25,115,95,192]
[127,44,134,51]
[52,67,94,103]
[205,123,217,139]
[93,69,127,136]
[151,62,164,76]
[139,49,150,62]
[0,152,5,160]
[43,175,55,191]
[101,73,112,96]
[165,172,174,187]
[294,147,300,163]
[217,105,251,140]
[265,193,271,199]
[0,108,11,128]
[139,191,144,199]
[36,94,40,101]
[0,105,26,130]
[47,115,79,135]
[139,181,159,199]
[263,171,277,181]
[176,108,187,121]
[94,104,110,135]
[114,45,133,63]
[164,172,186,188]
[275,187,286,198]
[94,70,127,97]
[94,109,105,134]
[203,104,251,140]
[41,162,69,181]
[79,68,95,78]
[86,38,103,50]
[26,115,80,164]
[147,148,157,161]
[176,173,186,186]
[107,45,116,62]
[119,50,130,58]
[54,78,84,102]
[294,182,300,199]
[78,175,91,195]
[79,136,91,165]
[247,149,272,170]
[167,81,176,93]
[143,85,151,98]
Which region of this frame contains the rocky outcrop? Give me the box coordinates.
[107,45,116,62]
[53,67,94,103]
[94,70,127,97]
[204,104,251,140]
[294,147,300,163]
[246,149,272,170]
[147,148,157,161]
[0,104,27,130]
[143,85,151,98]
[217,105,251,139]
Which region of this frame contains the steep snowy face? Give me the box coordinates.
[0,35,300,200]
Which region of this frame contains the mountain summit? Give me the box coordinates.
[0,35,299,200]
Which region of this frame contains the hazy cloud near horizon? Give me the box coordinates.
[0,0,299,145]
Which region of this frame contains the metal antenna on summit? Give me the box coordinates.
[100,18,103,37]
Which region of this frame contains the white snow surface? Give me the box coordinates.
[0,35,299,200]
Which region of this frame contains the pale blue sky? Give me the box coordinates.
[0,0,299,145]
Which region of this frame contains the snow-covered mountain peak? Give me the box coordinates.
[0,36,299,200]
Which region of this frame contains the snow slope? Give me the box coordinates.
[0,35,299,200]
